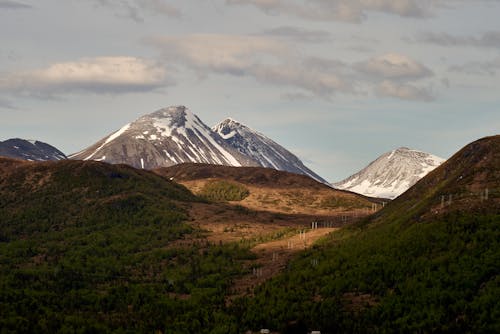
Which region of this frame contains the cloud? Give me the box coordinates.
[375,80,434,101]
[0,0,31,9]
[449,57,500,76]
[226,0,441,22]
[0,57,170,96]
[415,31,500,49]
[92,0,180,22]
[261,26,331,43]
[147,33,356,97]
[251,62,354,97]
[355,53,433,80]
[147,33,437,101]
[146,34,289,75]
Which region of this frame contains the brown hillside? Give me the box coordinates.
[155,163,329,189]
[155,163,378,215]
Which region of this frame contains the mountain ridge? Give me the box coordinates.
[69,106,327,182]
[213,118,328,183]
[0,138,66,161]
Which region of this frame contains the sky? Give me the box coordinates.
[0,0,499,182]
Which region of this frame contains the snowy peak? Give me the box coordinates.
[213,118,243,140]
[69,106,254,169]
[213,118,328,184]
[334,147,445,199]
[69,106,327,183]
[0,138,66,161]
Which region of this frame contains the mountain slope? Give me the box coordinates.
[69,106,255,169]
[239,135,500,333]
[0,138,66,161]
[156,163,375,216]
[213,118,328,183]
[333,147,445,199]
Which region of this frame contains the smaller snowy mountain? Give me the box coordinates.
[0,138,66,161]
[333,147,445,199]
[213,118,328,184]
[69,106,255,169]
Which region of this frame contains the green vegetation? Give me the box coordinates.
[0,161,254,333]
[235,212,500,333]
[199,180,250,202]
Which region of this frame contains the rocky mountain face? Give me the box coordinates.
[0,138,66,161]
[333,147,445,199]
[70,106,254,169]
[213,118,328,183]
[69,106,325,183]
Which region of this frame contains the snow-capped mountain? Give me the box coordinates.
[333,147,445,199]
[0,138,66,161]
[69,106,255,169]
[213,118,328,184]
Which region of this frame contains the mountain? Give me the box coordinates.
[333,147,445,199]
[69,106,327,183]
[0,138,66,161]
[240,136,500,333]
[69,106,255,169]
[213,118,328,183]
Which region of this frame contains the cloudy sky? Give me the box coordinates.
[1,0,499,181]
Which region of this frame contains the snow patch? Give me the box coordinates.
[84,123,130,160]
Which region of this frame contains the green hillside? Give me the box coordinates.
[235,136,500,333]
[0,159,252,333]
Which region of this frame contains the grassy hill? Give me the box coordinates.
[234,135,500,333]
[0,158,254,333]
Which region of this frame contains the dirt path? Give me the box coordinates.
[228,227,337,299]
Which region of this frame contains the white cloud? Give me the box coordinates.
[226,0,443,22]
[356,53,433,80]
[147,33,439,101]
[0,57,170,96]
[375,80,434,101]
[147,33,356,97]
[0,0,31,9]
[147,34,288,75]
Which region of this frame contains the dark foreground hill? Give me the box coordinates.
[0,158,256,333]
[235,135,500,333]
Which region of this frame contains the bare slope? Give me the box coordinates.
[156,163,376,216]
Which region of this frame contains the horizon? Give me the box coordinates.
[1,1,499,181]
